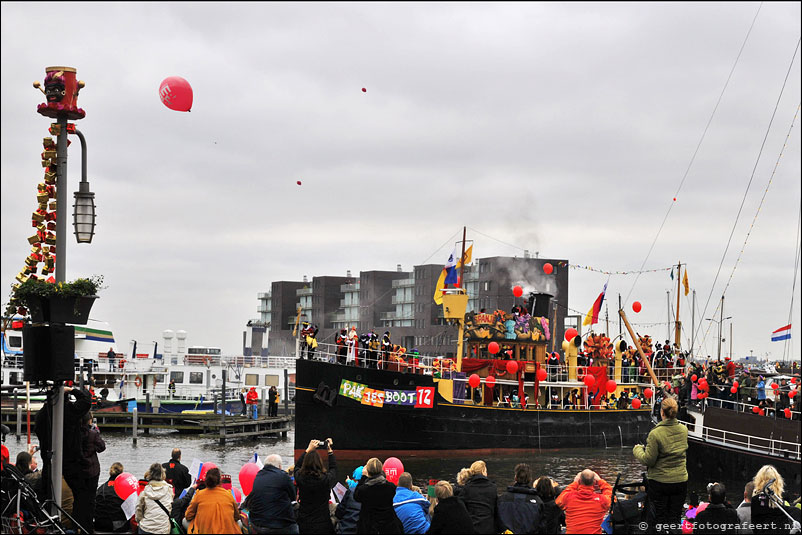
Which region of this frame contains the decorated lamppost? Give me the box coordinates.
[31,66,93,515]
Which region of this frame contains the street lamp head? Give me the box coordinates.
[73,180,95,243]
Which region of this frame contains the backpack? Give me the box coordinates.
[610,492,647,534]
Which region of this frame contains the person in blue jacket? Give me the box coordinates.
[392,472,430,534]
[335,466,364,535]
[756,376,767,402]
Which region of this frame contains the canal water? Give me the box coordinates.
[5,428,746,500]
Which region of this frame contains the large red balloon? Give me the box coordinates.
[383,457,403,484]
[506,361,518,375]
[565,328,578,342]
[468,374,480,388]
[238,463,260,496]
[114,472,138,500]
[606,380,617,393]
[691,374,697,382]
[790,390,797,398]
[199,462,218,481]
[733,381,739,389]
[784,408,792,419]
[730,386,737,394]
[631,398,642,409]
[536,368,547,382]
[632,301,642,313]
[485,375,496,388]
[583,375,595,387]
[159,76,193,112]
[643,387,653,399]
[543,263,553,275]
[512,286,523,297]
[488,342,500,355]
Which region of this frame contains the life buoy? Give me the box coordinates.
[134,376,142,388]
[119,359,126,369]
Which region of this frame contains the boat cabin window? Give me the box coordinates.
[245,373,259,386]
[189,372,204,384]
[170,371,184,384]
[9,372,23,385]
[9,335,22,349]
[154,374,165,384]
[264,374,278,386]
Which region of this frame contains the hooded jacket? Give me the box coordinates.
[135,480,174,534]
[555,479,612,534]
[497,484,542,534]
[427,496,476,535]
[335,488,362,535]
[393,486,431,534]
[354,474,403,534]
[94,478,128,532]
[632,418,688,483]
[460,474,503,534]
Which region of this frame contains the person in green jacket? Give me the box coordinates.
[633,396,688,534]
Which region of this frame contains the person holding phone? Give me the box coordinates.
[295,439,337,534]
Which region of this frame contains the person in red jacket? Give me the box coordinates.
[555,469,613,534]
[246,387,259,419]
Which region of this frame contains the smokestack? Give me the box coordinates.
[303,275,308,283]
[397,264,402,272]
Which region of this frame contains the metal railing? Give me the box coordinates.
[697,424,801,460]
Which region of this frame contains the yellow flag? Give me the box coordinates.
[683,268,690,296]
[433,245,474,305]
[582,302,595,327]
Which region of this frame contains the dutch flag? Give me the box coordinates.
[771,324,792,342]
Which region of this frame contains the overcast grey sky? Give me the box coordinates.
[2,2,800,360]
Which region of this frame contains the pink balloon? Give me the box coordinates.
[488,342,500,355]
[238,462,260,495]
[232,487,243,503]
[383,457,404,484]
[199,462,218,481]
[506,360,518,375]
[469,374,480,388]
[114,472,138,501]
[485,375,496,388]
[159,76,193,112]
[512,286,523,297]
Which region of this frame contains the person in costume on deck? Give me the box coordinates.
[381,331,392,368]
[336,329,348,365]
[346,326,358,366]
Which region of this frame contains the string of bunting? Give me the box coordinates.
[563,262,673,276]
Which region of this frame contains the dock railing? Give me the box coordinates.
[696,423,801,460]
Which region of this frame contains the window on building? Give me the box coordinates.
[170,371,185,383]
[189,372,204,384]
[245,374,259,386]
[482,281,492,291]
[264,374,279,386]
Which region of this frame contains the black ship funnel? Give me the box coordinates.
[527,293,553,317]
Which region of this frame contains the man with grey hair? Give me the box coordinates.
[555,469,612,534]
[248,454,298,534]
[737,481,755,534]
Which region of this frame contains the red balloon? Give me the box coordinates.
[485,375,496,388]
[468,374,480,388]
[758,409,765,416]
[543,263,553,275]
[789,390,797,398]
[488,342,500,355]
[730,386,737,394]
[159,76,193,112]
[114,472,138,501]
[362,87,367,93]
[691,374,698,382]
[632,301,642,313]
[771,383,779,390]
[583,375,596,387]
[784,408,792,419]
[565,328,578,342]
[296,180,302,185]
[512,286,523,297]
[383,457,403,484]
[631,398,642,409]
[643,387,653,399]
[238,463,260,496]
[506,360,518,375]
[792,377,798,384]
[232,487,243,503]
[733,381,739,389]
[606,380,617,393]
[536,369,547,382]
[752,406,760,414]
[199,462,218,481]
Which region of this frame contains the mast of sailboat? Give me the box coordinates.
[675,261,682,350]
[458,226,467,290]
[456,226,467,372]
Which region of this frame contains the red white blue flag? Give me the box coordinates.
[771,324,791,342]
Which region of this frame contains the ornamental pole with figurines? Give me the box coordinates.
[32,66,89,516]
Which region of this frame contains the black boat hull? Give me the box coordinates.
[294,359,652,457]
